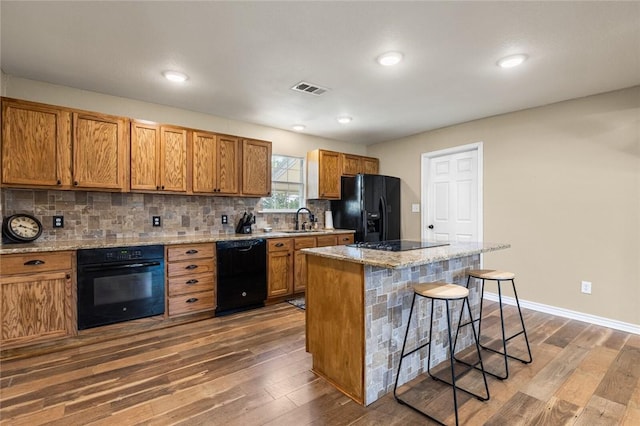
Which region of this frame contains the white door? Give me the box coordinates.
[421,143,482,242]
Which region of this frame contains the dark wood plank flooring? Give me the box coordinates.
[1,301,639,425]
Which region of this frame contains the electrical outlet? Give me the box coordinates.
[581,280,592,294]
[53,215,64,228]
[152,216,161,227]
[221,215,228,225]
[411,203,420,213]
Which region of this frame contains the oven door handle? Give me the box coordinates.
[82,261,162,272]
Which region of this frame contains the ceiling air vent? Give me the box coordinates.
[291,81,329,96]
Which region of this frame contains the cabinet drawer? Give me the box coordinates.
[316,235,338,247]
[167,258,215,277]
[337,234,355,245]
[168,273,215,296]
[167,243,215,262]
[268,238,293,252]
[1,251,73,275]
[294,237,317,250]
[168,291,215,316]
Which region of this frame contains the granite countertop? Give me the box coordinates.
[301,241,510,269]
[0,229,354,254]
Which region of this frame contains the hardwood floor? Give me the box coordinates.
[1,301,639,425]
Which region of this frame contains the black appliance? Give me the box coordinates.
[77,245,165,330]
[347,240,449,252]
[331,174,401,242]
[216,239,267,316]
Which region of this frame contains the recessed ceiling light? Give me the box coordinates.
[162,70,189,82]
[337,116,352,124]
[497,54,528,69]
[377,51,404,66]
[292,124,306,132]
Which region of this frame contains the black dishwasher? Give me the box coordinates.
[216,239,267,316]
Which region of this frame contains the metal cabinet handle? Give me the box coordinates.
[186,298,199,303]
[428,225,434,229]
[185,249,198,254]
[185,264,198,270]
[186,279,199,285]
[275,243,284,247]
[24,259,45,266]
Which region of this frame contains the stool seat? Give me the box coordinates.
[414,282,469,300]
[468,269,515,280]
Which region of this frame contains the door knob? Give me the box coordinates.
[428,225,434,229]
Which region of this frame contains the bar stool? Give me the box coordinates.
[454,269,533,380]
[394,282,490,426]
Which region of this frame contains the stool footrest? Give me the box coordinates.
[480,344,533,365]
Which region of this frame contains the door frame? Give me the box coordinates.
[420,142,484,242]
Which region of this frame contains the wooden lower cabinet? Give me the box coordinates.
[268,233,355,300]
[166,243,216,317]
[0,251,75,348]
[267,238,293,299]
[293,237,316,293]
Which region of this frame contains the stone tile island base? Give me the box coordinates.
[304,242,508,406]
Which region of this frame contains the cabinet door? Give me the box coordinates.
[268,250,292,298]
[1,99,71,187]
[130,121,160,191]
[192,131,217,193]
[242,139,272,196]
[342,154,362,177]
[0,271,74,347]
[73,112,128,190]
[362,156,379,174]
[319,150,342,199]
[160,126,187,192]
[216,135,240,194]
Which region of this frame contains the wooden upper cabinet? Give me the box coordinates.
[160,126,187,192]
[192,131,217,193]
[72,112,128,191]
[130,121,187,193]
[130,121,160,191]
[307,149,342,199]
[1,98,71,188]
[341,154,362,176]
[216,135,240,195]
[341,153,379,176]
[361,156,379,174]
[242,138,272,196]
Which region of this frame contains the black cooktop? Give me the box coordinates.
[347,240,450,252]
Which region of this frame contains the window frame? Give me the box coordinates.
[259,154,306,213]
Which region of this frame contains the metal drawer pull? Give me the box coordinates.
[186,249,198,254]
[186,279,199,284]
[275,243,284,247]
[24,259,45,266]
[186,298,199,303]
[185,264,198,270]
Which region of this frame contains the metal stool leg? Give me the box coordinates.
[396,293,490,426]
[454,275,533,380]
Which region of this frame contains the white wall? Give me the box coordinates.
[2,74,367,159]
[369,86,640,326]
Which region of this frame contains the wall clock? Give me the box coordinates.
[2,214,43,243]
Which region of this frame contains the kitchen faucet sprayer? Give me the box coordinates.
[294,207,314,230]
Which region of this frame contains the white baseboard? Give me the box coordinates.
[483,292,640,335]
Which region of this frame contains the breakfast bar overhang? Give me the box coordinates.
[303,241,510,405]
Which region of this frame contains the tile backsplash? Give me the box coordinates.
[1,189,330,241]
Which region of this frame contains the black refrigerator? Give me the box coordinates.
[330,174,401,242]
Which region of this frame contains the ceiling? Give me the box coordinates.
[1,1,639,145]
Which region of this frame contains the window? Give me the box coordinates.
[261,155,305,212]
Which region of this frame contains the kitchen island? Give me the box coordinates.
[302,241,509,406]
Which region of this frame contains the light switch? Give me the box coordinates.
[411,203,420,213]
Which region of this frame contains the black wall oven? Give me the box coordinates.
[77,245,165,330]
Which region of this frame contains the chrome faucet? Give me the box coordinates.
[295,207,314,230]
